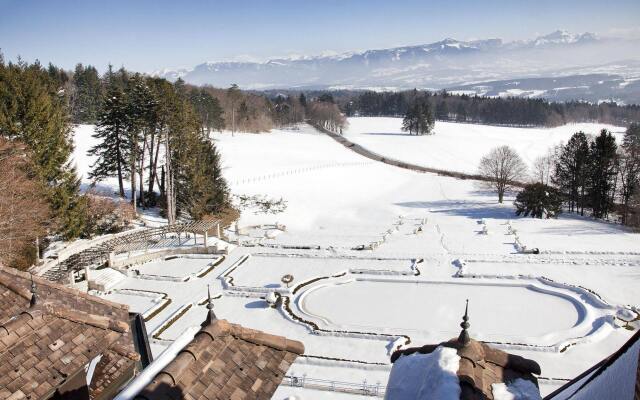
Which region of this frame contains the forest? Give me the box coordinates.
[295,89,640,127]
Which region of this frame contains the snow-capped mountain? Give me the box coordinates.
[155,30,640,102]
[531,30,597,46]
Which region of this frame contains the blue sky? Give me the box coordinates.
[1,0,639,73]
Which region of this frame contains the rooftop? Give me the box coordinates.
[387,301,541,400]
[135,289,304,400]
[0,265,141,400]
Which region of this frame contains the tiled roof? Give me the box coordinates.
[0,265,140,400]
[136,318,305,400]
[389,303,541,400]
[392,338,541,400]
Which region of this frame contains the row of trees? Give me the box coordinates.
[0,58,87,240]
[477,124,640,226]
[0,57,91,268]
[550,125,640,223]
[306,99,347,132]
[0,56,232,268]
[342,89,640,127]
[89,67,229,223]
[52,62,285,132]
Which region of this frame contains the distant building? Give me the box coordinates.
[386,301,542,400]
[0,265,146,400]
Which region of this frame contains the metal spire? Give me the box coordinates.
[204,285,217,326]
[29,273,37,308]
[458,299,470,345]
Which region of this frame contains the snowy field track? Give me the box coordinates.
[75,120,639,399]
[344,117,626,175]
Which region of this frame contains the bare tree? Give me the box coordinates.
[532,147,558,185]
[478,146,528,203]
[0,139,50,269]
[307,101,347,133]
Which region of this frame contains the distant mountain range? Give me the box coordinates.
[156,30,640,103]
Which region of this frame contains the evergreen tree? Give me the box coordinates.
[514,183,563,218]
[299,93,307,108]
[553,132,590,215]
[226,83,241,135]
[436,100,449,120]
[619,123,640,224]
[189,88,224,134]
[124,73,155,211]
[0,59,86,239]
[588,129,618,219]
[166,90,228,220]
[71,63,103,123]
[417,102,435,134]
[402,104,417,134]
[88,68,130,197]
[402,102,434,135]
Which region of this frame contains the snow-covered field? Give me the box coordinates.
[73,119,639,399]
[344,117,626,175]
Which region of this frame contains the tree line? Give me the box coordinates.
[60,64,353,133]
[267,91,347,132]
[88,66,229,223]
[0,56,233,269]
[338,89,640,127]
[477,124,640,226]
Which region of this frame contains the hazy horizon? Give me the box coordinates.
[1,0,640,73]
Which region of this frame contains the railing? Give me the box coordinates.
[284,374,385,397]
[42,220,223,282]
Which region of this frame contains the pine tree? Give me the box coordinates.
[514,183,563,218]
[588,129,618,219]
[619,123,640,224]
[402,104,417,134]
[227,83,241,135]
[0,59,86,239]
[124,73,154,213]
[553,132,590,215]
[71,64,103,123]
[436,100,449,120]
[402,102,434,135]
[299,93,307,108]
[88,67,130,197]
[189,88,224,135]
[417,102,435,135]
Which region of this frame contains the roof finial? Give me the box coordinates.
[29,273,37,308]
[458,299,470,345]
[203,285,217,326]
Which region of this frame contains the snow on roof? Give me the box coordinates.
[385,345,461,400]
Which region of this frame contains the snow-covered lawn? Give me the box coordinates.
[134,255,221,280]
[462,259,640,307]
[225,255,414,289]
[298,278,581,338]
[344,117,626,175]
[75,119,639,399]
